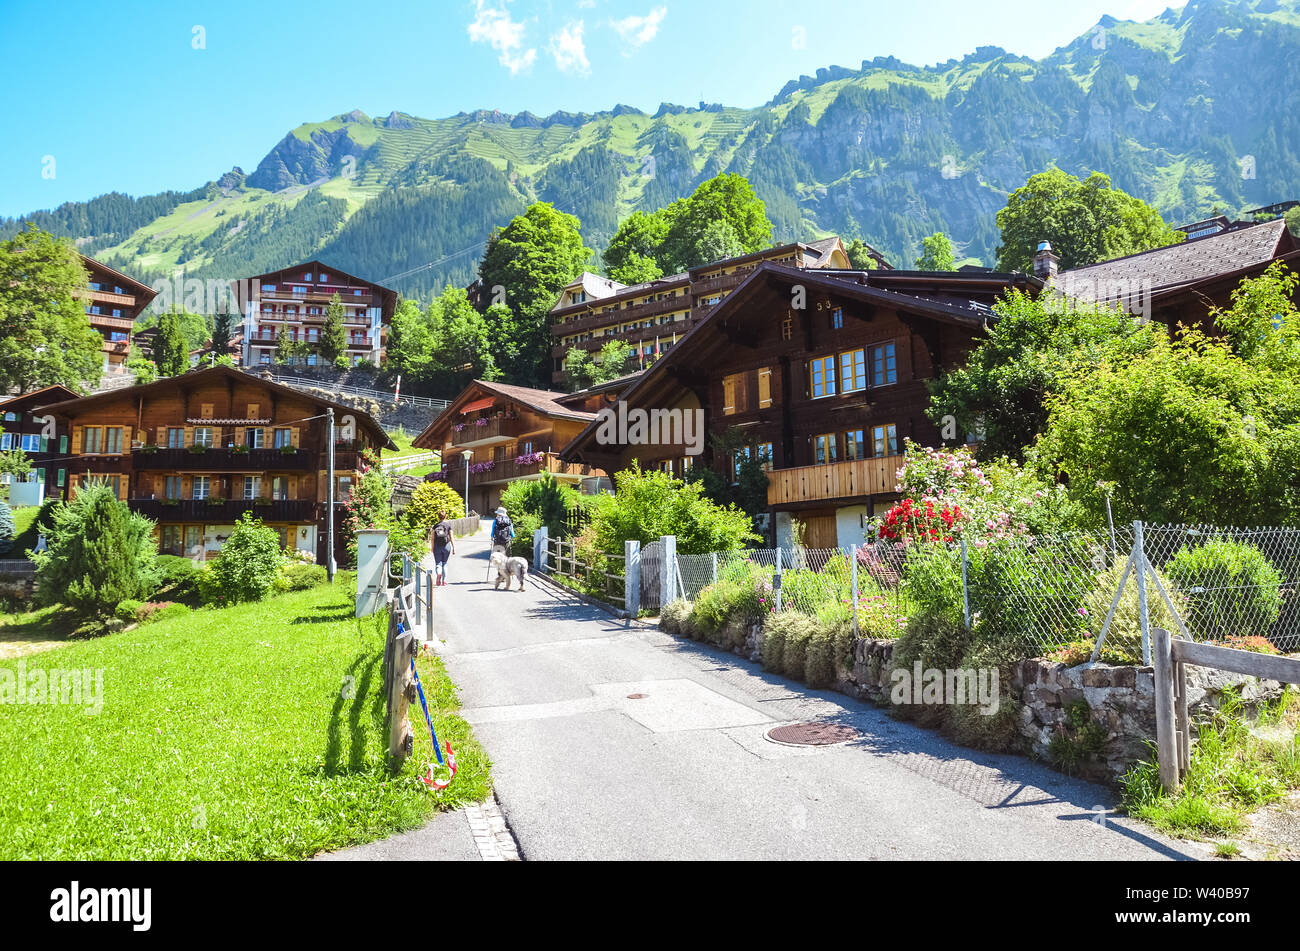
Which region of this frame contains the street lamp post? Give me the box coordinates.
[461,449,472,518]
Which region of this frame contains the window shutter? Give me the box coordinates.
[153,475,162,497]
[287,477,297,500]
[122,427,132,451]
[117,478,128,501]
[184,426,194,447]
[758,368,772,408]
[247,403,260,419]
[233,427,244,447]
[183,475,192,497]
[156,427,166,445]
[722,376,736,415]
[201,403,214,419]
[210,426,221,447]
[291,427,300,449]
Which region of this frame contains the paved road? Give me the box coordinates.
[428,533,1197,861]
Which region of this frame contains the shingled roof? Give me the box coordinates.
[1058,219,1295,301]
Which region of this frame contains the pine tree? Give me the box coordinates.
[320,293,348,367]
[153,311,189,377]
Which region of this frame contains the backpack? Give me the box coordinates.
[492,517,513,548]
[433,523,450,545]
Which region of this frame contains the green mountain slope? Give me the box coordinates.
[4,0,1299,301]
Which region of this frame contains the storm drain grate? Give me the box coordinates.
[766,722,860,747]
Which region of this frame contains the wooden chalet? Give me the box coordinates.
[1055,218,1300,329]
[561,262,1040,549]
[0,385,80,503]
[410,378,637,515]
[78,255,158,376]
[32,366,396,564]
[231,261,398,369]
[547,236,884,386]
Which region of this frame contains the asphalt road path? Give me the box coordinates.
[427,532,1196,861]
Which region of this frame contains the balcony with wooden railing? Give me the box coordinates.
[450,415,524,448]
[766,454,904,507]
[132,447,313,471]
[440,451,597,487]
[131,498,319,523]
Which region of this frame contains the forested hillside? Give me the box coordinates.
[4,0,1299,302]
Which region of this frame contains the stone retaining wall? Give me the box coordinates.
[687,622,1287,784]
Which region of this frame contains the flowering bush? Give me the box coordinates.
[876,440,1075,544]
[878,497,965,543]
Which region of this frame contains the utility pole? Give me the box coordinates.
[327,408,336,581]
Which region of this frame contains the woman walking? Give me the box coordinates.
[431,510,455,586]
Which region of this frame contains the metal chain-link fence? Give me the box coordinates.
[662,522,1300,661]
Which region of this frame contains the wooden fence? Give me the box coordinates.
[1152,627,1300,794]
[545,535,625,608]
[382,560,436,769]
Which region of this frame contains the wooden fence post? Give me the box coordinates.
[1152,627,1180,795]
[387,609,417,767]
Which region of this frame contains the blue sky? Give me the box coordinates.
[0,0,1180,218]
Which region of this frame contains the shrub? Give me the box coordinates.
[405,481,465,535]
[0,501,14,555]
[660,599,692,635]
[208,513,284,604]
[1166,538,1284,640]
[1081,558,1184,660]
[139,601,189,624]
[972,538,1095,651]
[115,599,144,622]
[760,612,819,677]
[805,620,853,689]
[31,481,160,618]
[687,560,768,642]
[154,554,201,602]
[901,543,965,627]
[510,512,542,559]
[588,465,760,558]
[275,562,328,593]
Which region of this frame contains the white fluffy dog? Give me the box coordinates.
[488,549,529,591]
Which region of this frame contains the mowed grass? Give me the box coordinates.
[0,577,489,860]
[6,504,41,554]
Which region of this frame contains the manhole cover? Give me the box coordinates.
[626,693,648,700]
[766,722,859,747]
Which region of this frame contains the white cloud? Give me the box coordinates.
[610,6,666,50]
[549,20,590,75]
[467,1,537,75]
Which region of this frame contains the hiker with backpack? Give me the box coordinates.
[431,511,455,586]
[491,506,515,553]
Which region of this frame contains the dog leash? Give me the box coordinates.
[400,621,458,790]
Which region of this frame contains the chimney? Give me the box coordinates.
[1033,240,1060,281]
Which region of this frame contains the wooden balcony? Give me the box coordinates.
[450,416,523,448]
[131,498,319,523]
[766,455,904,507]
[441,451,597,487]
[132,447,313,471]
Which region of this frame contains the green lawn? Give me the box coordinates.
[6,504,41,555]
[0,577,489,859]
[385,429,429,459]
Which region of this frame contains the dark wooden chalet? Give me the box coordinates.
[0,385,80,503]
[410,378,641,515]
[561,263,1040,549]
[32,366,396,564]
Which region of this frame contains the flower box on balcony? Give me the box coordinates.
[253,497,273,506]
[187,445,208,455]
[138,444,160,455]
[278,445,298,455]
[232,445,250,454]
[161,498,180,506]
[207,497,226,506]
